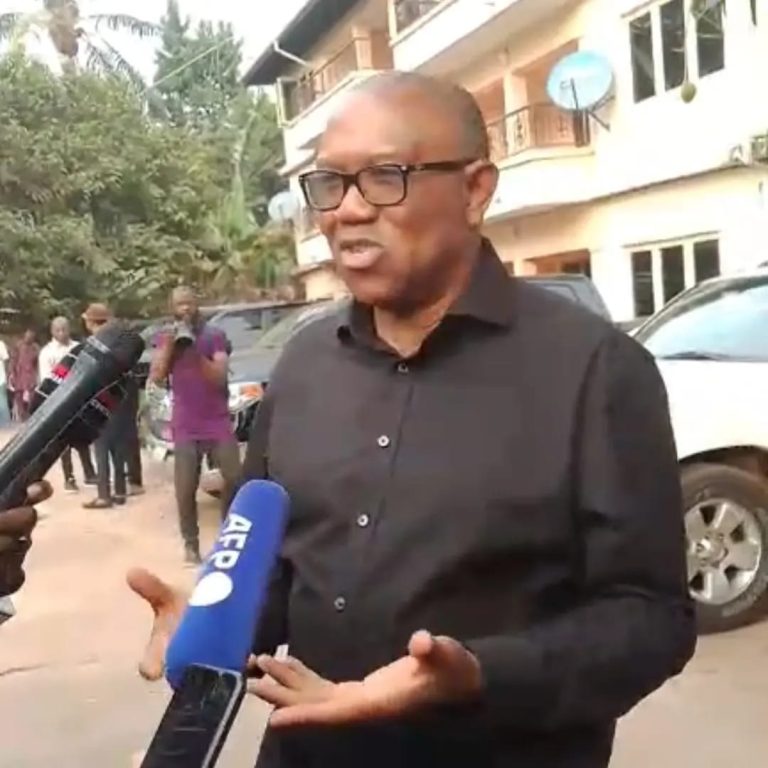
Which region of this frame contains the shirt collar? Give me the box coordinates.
[336,238,515,345]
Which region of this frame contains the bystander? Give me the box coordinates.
[39,316,97,492]
[9,330,39,422]
[149,286,239,564]
[81,304,130,509]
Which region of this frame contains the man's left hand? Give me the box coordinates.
[249,630,483,728]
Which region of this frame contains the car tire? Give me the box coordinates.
[682,463,768,634]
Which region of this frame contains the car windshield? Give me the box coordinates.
[253,301,334,349]
[635,275,768,362]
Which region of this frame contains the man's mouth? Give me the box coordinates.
[337,238,384,270]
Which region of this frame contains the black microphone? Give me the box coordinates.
[0,322,144,510]
[29,342,130,448]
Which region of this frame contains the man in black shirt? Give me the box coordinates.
[129,72,695,767]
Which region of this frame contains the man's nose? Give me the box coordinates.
[334,183,377,222]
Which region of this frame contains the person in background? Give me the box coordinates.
[124,368,145,497]
[149,286,239,565]
[80,304,129,510]
[9,329,39,422]
[0,336,9,428]
[39,316,97,492]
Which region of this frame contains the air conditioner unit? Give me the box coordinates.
[751,133,768,163]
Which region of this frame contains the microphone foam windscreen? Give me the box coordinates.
[165,480,290,690]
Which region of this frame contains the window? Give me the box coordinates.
[630,12,656,102]
[694,239,721,282]
[636,275,768,362]
[696,1,725,77]
[629,1,727,102]
[661,245,685,303]
[661,0,687,90]
[632,251,655,316]
[628,236,720,317]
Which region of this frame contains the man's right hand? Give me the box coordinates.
[126,568,188,680]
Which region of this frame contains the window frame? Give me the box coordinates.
[629,235,721,317]
[628,0,728,104]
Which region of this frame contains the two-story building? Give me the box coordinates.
[245,0,768,321]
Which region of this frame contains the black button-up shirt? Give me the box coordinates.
[242,241,696,768]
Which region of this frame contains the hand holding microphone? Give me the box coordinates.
[0,321,143,609]
[0,481,50,602]
[134,480,289,768]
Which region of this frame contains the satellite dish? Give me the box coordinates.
[267,190,301,224]
[547,50,614,114]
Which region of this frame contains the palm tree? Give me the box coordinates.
[0,1,158,88]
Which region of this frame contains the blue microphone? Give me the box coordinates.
[165,479,289,690]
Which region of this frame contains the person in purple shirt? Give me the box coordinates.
[149,286,241,564]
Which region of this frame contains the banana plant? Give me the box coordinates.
[204,99,293,298]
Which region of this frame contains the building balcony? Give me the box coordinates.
[484,104,595,220]
[486,103,590,161]
[279,32,393,152]
[389,0,573,75]
[393,0,442,33]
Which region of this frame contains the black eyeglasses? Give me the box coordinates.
[298,159,477,212]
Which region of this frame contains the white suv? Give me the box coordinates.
[634,272,768,633]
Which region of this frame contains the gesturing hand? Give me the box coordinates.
[249,630,483,728]
[126,568,188,680]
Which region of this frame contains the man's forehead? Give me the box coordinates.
[318,90,460,164]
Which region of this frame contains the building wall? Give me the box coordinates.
[301,264,349,302]
[393,0,768,201]
[486,166,768,320]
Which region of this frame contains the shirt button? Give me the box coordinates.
[357,513,370,528]
[377,435,390,448]
[397,362,409,374]
[334,596,347,612]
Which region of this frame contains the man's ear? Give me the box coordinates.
[466,162,499,229]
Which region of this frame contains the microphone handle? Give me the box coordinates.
[140,665,246,768]
[0,432,71,510]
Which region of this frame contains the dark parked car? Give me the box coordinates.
[522,274,611,321]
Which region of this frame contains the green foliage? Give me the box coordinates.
[0,53,292,326]
[153,0,242,128]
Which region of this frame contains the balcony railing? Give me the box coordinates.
[283,39,364,121]
[393,0,442,33]
[486,103,591,161]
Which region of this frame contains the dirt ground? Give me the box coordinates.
[0,445,767,767]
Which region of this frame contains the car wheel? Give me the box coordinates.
[682,463,768,634]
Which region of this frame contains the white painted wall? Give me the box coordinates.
[390,0,575,74]
[485,168,768,321]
